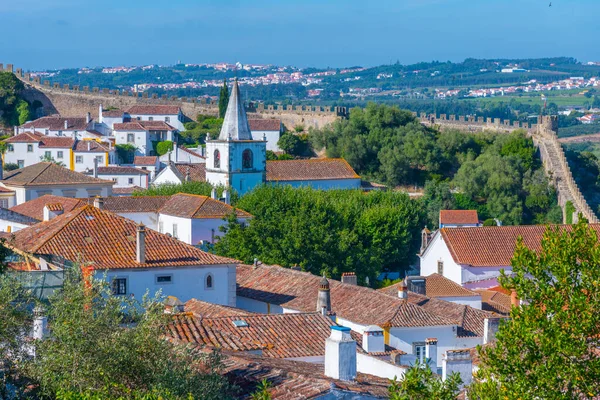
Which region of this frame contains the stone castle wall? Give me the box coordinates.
[1,63,342,130]
[418,112,534,134]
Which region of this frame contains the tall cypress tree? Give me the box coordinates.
[218,78,229,119]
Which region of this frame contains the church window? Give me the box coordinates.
[242,149,253,169]
[214,150,220,168]
[205,274,213,289]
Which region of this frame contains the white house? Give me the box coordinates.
[0,162,113,205]
[159,146,205,164]
[4,132,74,169]
[72,140,116,173]
[133,156,160,180]
[9,194,86,221]
[152,163,206,185]
[97,106,125,134]
[125,105,185,131]
[418,225,594,289]
[0,208,39,232]
[6,204,239,305]
[90,166,150,189]
[235,263,499,370]
[439,210,481,228]
[113,121,177,157]
[248,119,282,152]
[20,115,93,138]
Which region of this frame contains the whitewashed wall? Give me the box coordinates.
[420,233,463,284]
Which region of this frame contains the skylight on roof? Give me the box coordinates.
[232,320,249,328]
[85,216,94,221]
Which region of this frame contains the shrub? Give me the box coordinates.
[156,140,174,156]
[3,163,19,171]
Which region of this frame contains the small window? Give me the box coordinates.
[205,274,213,289]
[414,342,426,363]
[44,151,51,159]
[172,223,178,238]
[127,133,135,143]
[437,261,444,275]
[156,275,172,284]
[27,144,33,152]
[95,155,103,164]
[57,130,63,136]
[214,150,220,169]
[165,116,170,123]
[0,199,8,208]
[128,178,134,185]
[17,160,24,168]
[57,151,63,159]
[148,117,154,121]
[112,178,118,183]
[159,221,164,233]
[7,144,13,152]
[76,156,83,164]
[112,278,127,295]
[242,149,253,169]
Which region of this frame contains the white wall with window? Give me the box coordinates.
[4,142,71,169]
[128,112,184,131]
[73,151,115,173]
[102,264,236,305]
[95,172,149,189]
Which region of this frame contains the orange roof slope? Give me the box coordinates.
[440,224,600,267]
[248,119,282,131]
[133,156,158,166]
[378,273,479,298]
[266,158,360,182]
[10,195,86,220]
[8,205,238,269]
[113,121,174,131]
[184,299,252,318]
[102,196,170,213]
[5,132,44,143]
[2,162,113,187]
[21,116,89,130]
[174,163,206,182]
[159,193,252,219]
[439,210,479,225]
[126,105,181,115]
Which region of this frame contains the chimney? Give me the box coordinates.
[32,305,48,340]
[64,120,68,130]
[341,272,357,286]
[87,141,91,151]
[398,279,408,299]
[136,223,146,263]
[442,350,472,386]
[164,296,184,314]
[185,168,191,182]
[14,126,18,135]
[483,317,501,345]
[93,196,104,210]
[324,326,357,381]
[211,187,217,200]
[362,325,385,353]
[316,275,331,312]
[93,157,98,178]
[511,290,519,307]
[43,204,64,221]
[98,104,103,124]
[223,189,230,205]
[425,338,438,368]
[0,154,3,180]
[86,112,91,124]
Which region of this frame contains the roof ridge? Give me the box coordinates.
[27,163,53,185]
[191,196,210,218]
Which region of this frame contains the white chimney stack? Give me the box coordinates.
[362,325,385,353]
[325,326,357,381]
[32,305,48,340]
[442,350,472,386]
[87,141,91,151]
[425,338,438,368]
[341,272,357,285]
[43,204,64,221]
[136,223,146,264]
[93,157,98,178]
[93,196,104,210]
[483,317,501,345]
[398,279,408,299]
[98,104,103,124]
[223,189,230,205]
[211,187,217,200]
[316,276,331,313]
[64,120,68,130]
[86,112,91,124]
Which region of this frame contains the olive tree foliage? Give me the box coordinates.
[469,219,600,399]
[388,361,462,400]
[25,267,234,399]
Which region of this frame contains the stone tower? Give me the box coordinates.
[205,80,267,195]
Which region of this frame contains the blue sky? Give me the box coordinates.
[1,0,599,70]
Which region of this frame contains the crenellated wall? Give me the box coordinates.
[417,112,534,133]
[1,63,345,130]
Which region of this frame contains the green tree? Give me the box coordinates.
[40,154,65,166]
[422,180,456,228]
[26,267,233,399]
[3,162,19,172]
[115,144,137,164]
[388,361,462,400]
[469,220,600,399]
[16,99,32,125]
[0,72,25,125]
[133,182,239,204]
[277,133,301,155]
[250,379,272,400]
[218,79,229,119]
[155,140,174,156]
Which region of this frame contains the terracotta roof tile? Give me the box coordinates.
[159,193,252,219]
[38,137,75,148]
[5,132,44,143]
[101,196,170,213]
[113,121,175,131]
[73,140,110,152]
[440,225,600,267]
[266,159,360,182]
[174,163,206,182]
[2,162,113,187]
[378,274,479,298]
[10,195,86,221]
[475,290,512,315]
[112,187,142,196]
[248,119,282,131]
[126,105,181,115]
[184,299,252,318]
[8,205,238,269]
[177,146,206,160]
[101,109,124,117]
[236,264,454,328]
[96,166,149,175]
[134,156,158,166]
[21,116,90,131]
[439,210,479,225]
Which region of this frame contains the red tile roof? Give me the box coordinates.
[168,312,334,358]
[266,158,360,182]
[475,290,512,315]
[159,193,252,219]
[38,137,75,148]
[21,116,90,131]
[133,156,158,166]
[113,121,175,131]
[73,140,111,152]
[5,133,75,148]
[184,299,252,318]
[248,119,282,131]
[2,162,113,187]
[10,195,86,221]
[439,210,479,225]
[378,274,479,298]
[112,187,142,196]
[5,132,44,143]
[96,166,149,175]
[101,109,124,118]
[8,205,238,270]
[174,163,206,182]
[439,225,600,267]
[126,105,181,115]
[101,196,170,213]
[236,264,454,328]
